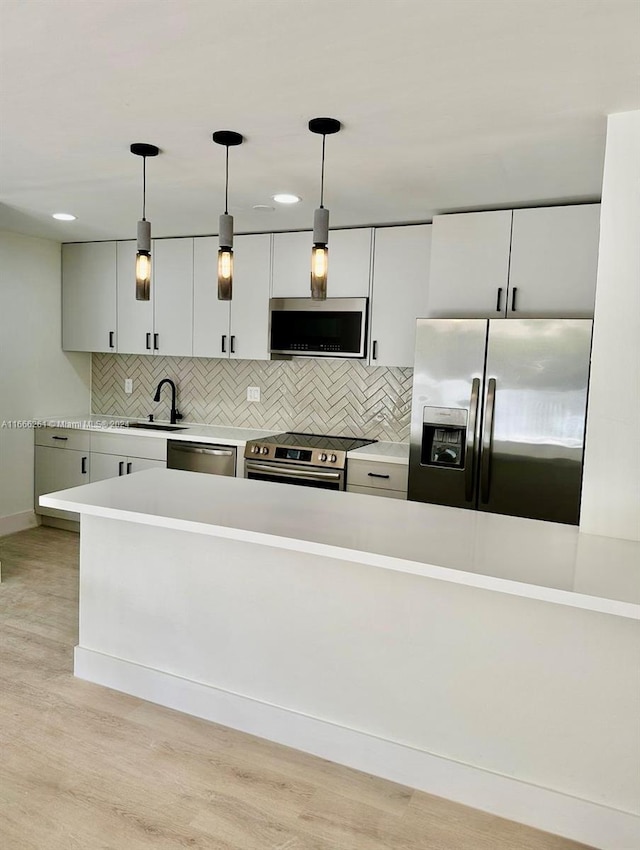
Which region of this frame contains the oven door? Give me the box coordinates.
[245,460,344,490]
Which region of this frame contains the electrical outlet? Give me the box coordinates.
[124,379,133,394]
[247,386,261,403]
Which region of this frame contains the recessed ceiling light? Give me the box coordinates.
[52,212,77,221]
[253,204,275,212]
[272,193,301,205]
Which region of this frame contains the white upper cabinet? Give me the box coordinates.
[427,204,600,319]
[153,238,194,356]
[507,204,600,317]
[62,242,117,352]
[193,237,231,358]
[369,225,432,367]
[117,238,193,356]
[116,240,153,354]
[229,233,272,360]
[272,228,372,298]
[427,210,513,318]
[193,233,271,360]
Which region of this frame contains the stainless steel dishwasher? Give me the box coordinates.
[167,441,236,477]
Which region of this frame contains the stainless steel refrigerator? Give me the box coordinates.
[408,319,592,525]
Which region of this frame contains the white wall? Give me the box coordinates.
[580,111,640,542]
[0,231,90,532]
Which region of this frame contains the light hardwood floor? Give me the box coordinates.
[0,526,594,850]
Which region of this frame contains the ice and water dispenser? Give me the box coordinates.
[421,407,468,468]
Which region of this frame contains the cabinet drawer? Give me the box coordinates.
[90,431,167,461]
[347,484,406,500]
[35,427,90,451]
[347,459,408,491]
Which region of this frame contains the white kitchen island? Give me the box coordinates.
[40,469,640,849]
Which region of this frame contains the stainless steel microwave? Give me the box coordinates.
[269,298,368,358]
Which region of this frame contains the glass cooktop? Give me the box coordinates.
[267,431,377,452]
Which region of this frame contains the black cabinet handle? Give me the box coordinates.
[146,333,151,350]
[118,461,125,476]
[221,334,227,353]
[372,340,378,361]
[153,333,159,351]
[511,287,518,312]
[496,287,503,312]
[367,472,390,479]
[126,462,132,474]
[51,435,68,441]
[109,331,115,349]
[81,456,87,474]
[230,335,236,354]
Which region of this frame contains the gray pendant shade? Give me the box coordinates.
[218,212,234,301]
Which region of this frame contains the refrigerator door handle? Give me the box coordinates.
[480,378,496,503]
[464,377,481,501]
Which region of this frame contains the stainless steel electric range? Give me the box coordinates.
[244,431,376,490]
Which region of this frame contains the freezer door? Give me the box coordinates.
[408,319,487,508]
[479,319,592,524]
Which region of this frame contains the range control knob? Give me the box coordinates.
[329,454,337,463]
[262,446,269,455]
[251,445,260,453]
[319,452,328,462]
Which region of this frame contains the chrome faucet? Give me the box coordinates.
[153,379,183,425]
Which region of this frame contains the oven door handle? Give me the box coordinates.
[245,462,342,482]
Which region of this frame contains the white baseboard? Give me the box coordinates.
[75,646,639,850]
[0,510,38,538]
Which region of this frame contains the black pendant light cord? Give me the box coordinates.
[319,134,326,209]
[224,146,229,215]
[142,155,147,221]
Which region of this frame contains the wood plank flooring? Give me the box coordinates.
[0,526,595,850]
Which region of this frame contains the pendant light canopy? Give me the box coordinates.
[213,130,243,301]
[130,143,160,301]
[308,117,341,300]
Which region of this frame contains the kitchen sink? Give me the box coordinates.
[127,422,187,432]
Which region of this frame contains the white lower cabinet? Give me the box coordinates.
[90,452,165,483]
[89,432,166,482]
[35,427,92,521]
[346,459,408,500]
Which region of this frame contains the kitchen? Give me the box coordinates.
[1,2,639,849]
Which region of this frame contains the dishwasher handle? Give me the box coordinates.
[170,444,234,457]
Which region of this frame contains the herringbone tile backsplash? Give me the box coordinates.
[92,355,412,442]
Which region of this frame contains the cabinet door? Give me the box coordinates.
[428,211,512,318]
[153,238,194,356]
[369,225,431,367]
[127,457,166,474]
[507,204,600,318]
[35,446,89,518]
[116,240,154,355]
[272,229,372,298]
[62,242,117,352]
[193,237,232,358]
[90,452,126,483]
[229,234,272,361]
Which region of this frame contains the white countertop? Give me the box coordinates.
[347,441,409,464]
[40,468,640,620]
[40,415,277,448]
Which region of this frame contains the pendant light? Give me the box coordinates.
[212,130,243,300]
[130,143,160,301]
[308,117,341,300]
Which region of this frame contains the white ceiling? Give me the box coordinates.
[1,0,638,243]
